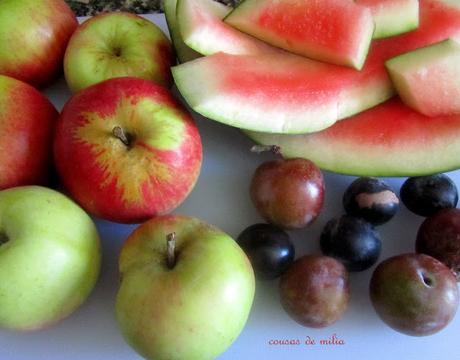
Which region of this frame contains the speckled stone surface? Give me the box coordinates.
[66,0,238,16]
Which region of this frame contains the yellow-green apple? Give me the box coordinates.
[53,77,202,224]
[64,12,175,92]
[0,75,58,190]
[116,215,255,360]
[0,0,77,87]
[0,186,101,331]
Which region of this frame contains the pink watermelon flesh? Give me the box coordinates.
[224,0,375,70]
[174,0,460,134]
[386,39,460,117]
[247,98,460,176]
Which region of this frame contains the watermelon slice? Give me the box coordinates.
[386,39,460,117]
[173,0,460,135]
[356,0,419,39]
[246,98,460,176]
[164,0,200,63]
[224,0,375,70]
[177,0,278,56]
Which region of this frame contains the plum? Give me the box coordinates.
[370,253,459,336]
[343,177,399,225]
[250,158,325,229]
[279,255,349,328]
[237,223,295,280]
[416,208,460,281]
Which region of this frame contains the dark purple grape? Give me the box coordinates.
[237,223,295,280]
[343,177,399,225]
[400,174,458,216]
[320,215,381,271]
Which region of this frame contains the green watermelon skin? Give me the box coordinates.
[164,0,201,63]
[386,39,460,117]
[224,0,375,70]
[247,98,460,177]
[356,0,419,39]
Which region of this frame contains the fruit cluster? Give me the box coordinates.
[241,162,460,336]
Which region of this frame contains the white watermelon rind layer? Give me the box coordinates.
[164,0,201,63]
[177,0,278,56]
[365,0,420,39]
[245,101,460,177]
[172,52,393,134]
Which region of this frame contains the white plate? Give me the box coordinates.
[0,14,459,360]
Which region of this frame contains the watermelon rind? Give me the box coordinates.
[245,98,460,177]
[177,0,278,56]
[164,0,201,63]
[358,0,420,39]
[385,38,460,116]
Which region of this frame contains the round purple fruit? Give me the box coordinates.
[416,208,460,281]
[370,253,459,336]
[343,177,399,225]
[279,255,349,328]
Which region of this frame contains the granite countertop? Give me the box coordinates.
[65,0,237,16]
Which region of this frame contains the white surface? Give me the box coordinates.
[1,14,460,360]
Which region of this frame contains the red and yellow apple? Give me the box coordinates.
[0,0,78,87]
[64,12,175,92]
[0,75,58,190]
[116,215,255,360]
[54,77,202,224]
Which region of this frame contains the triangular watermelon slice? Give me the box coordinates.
[246,98,460,176]
[224,0,375,70]
[177,0,278,56]
[173,0,460,135]
[356,0,419,39]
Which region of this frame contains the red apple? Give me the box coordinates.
[0,75,58,190]
[54,77,202,224]
[0,0,78,87]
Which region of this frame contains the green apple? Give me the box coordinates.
[64,12,175,92]
[0,186,101,331]
[116,215,255,360]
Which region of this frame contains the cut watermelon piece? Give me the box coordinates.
[173,52,392,134]
[173,0,460,134]
[164,0,200,63]
[386,39,460,117]
[356,0,419,39]
[177,0,278,56]
[224,0,375,70]
[246,98,460,176]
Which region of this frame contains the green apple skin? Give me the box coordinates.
[116,215,255,360]
[0,186,101,331]
[64,12,175,92]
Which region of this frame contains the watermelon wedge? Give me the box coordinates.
[177,0,278,56]
[224,0,375,70]
[173,0,460,135]
[164,0,200,63]
[246,98,460,176]
[356,0,419,39]
[386,39,460,117]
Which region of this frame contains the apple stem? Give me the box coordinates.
[0,232,8,246]
[250,144,282,155]
[167,232,176,269]
[112,126,130,147]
